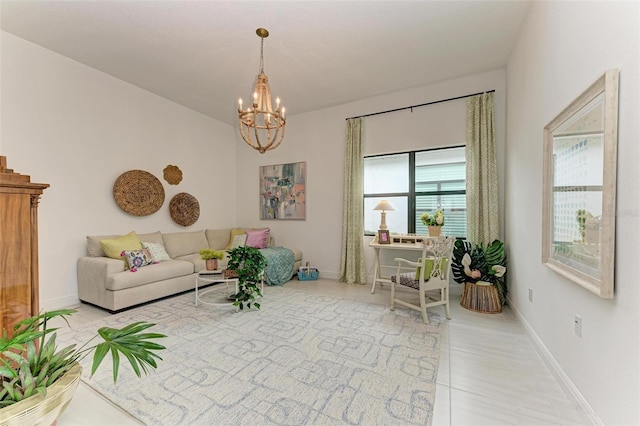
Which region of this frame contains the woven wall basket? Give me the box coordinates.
[113,170,165,216]
[169,192,200,226]
[163,164,183,185]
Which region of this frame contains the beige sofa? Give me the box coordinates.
[77,228,302,312]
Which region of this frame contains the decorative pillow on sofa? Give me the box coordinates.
[142,241,172,262]
[245,228,270,249]
[225,228,247,250]
[229,234,248,250]
[122,248,154,272]
[99,231,143,264]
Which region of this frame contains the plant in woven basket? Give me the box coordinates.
[452,239,507,304]
[226,246,267,311]
[0,309,166,408]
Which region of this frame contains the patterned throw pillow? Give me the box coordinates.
[245,228,270,249]
[229,234,248,250]
[142,241,171,262]
[122,248,154,272]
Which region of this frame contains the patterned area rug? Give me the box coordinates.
[57,286,441,425]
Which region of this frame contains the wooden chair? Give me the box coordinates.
[390,236,455,324]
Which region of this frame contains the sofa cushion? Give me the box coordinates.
[225,228,246,250]
[138,231,164,246]
[99,231,143,261]
[162,230,208,259]
[246,228,270,249]
[123,249,154,271]
[87,234,119,257]
[105,260,194,291]
[142,241,171,262]
[206,228,231,250]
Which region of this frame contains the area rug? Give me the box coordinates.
[57,286,442,425]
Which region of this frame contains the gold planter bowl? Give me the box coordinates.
[0,363,82,426]
[427,226,442,237]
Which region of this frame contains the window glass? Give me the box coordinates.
[364,153,408,194]
[364,146,466,237]
[364,196,408,235]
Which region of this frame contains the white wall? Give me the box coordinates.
[505,2,639,424]
[1,32,238,309]
[235,69,506,280]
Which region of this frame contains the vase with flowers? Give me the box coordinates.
[452,239,507,313]
[420,209,445,236]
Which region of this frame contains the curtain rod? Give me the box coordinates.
[345,89,496,120]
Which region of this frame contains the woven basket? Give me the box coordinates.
[169,192,200,226]
[460,282,502,314]
[223,269,239,278]
[0,363,82,426]
[113,170,164,216]
[163,164,183,185]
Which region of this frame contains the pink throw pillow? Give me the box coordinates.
[245,228,270,249]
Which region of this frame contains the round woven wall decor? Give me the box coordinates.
[163,165,183,185]
[113,170,165,216]
[169,192,200,226]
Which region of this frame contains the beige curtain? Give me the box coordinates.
[339,118,367,284]
[466,93,499,246]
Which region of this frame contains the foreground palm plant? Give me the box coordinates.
[0,309,166,407]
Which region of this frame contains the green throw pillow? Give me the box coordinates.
[415,258,448,280]
[99,231,143,262]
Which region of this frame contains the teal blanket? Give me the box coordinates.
[260,247,295,286]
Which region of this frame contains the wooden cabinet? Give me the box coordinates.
[0,156,49,335]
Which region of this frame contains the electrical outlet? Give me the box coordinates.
[574,314,582,337]
[528,288,533,302]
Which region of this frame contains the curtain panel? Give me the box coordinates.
[339,118,367,284]
[466,92,500,246]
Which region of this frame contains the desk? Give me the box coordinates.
[370,237,431,294]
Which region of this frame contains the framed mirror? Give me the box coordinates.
[542,69,619,298]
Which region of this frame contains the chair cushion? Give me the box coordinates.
[162,230,208,258]
[415,258,448,280]
[391,273,420,290]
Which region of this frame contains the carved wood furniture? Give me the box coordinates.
[0,156,49,335]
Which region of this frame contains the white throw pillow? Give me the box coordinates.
[229,234,248,250]
[142,241,172,262]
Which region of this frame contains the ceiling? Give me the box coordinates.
[0,1,531,126]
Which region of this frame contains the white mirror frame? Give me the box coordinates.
[542,69,619,298]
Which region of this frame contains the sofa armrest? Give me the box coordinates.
[77,256,125,303]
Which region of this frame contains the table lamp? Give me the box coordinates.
[373,200,395,230]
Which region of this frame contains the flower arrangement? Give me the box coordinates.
[420,209,445,227]
[199,249,225,260]
[452,239,507,304]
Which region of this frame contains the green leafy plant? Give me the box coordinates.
[199,248,224,260]
[452,239,507,304]
[0,309,166,407]
[226,246,267,311]
[420,209,445,226]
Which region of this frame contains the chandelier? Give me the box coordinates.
[237,28,286,154]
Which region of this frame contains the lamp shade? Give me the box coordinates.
[373,200,395,212]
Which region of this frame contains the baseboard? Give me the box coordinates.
[39,294,82,311]
[506,295,603,426]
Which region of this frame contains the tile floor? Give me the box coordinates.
[57,278,593,425]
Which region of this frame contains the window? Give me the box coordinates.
[364,146,466,237]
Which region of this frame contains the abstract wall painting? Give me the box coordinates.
[260,162,306,220]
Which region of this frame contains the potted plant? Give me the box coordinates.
[452,239,507,313]
[0,309,166,424]
[199,248,225,271]
[420,209,445,236]
[226,246,267,311]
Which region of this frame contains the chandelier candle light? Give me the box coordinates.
[373,200,395,231]
[238,28,286,154]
